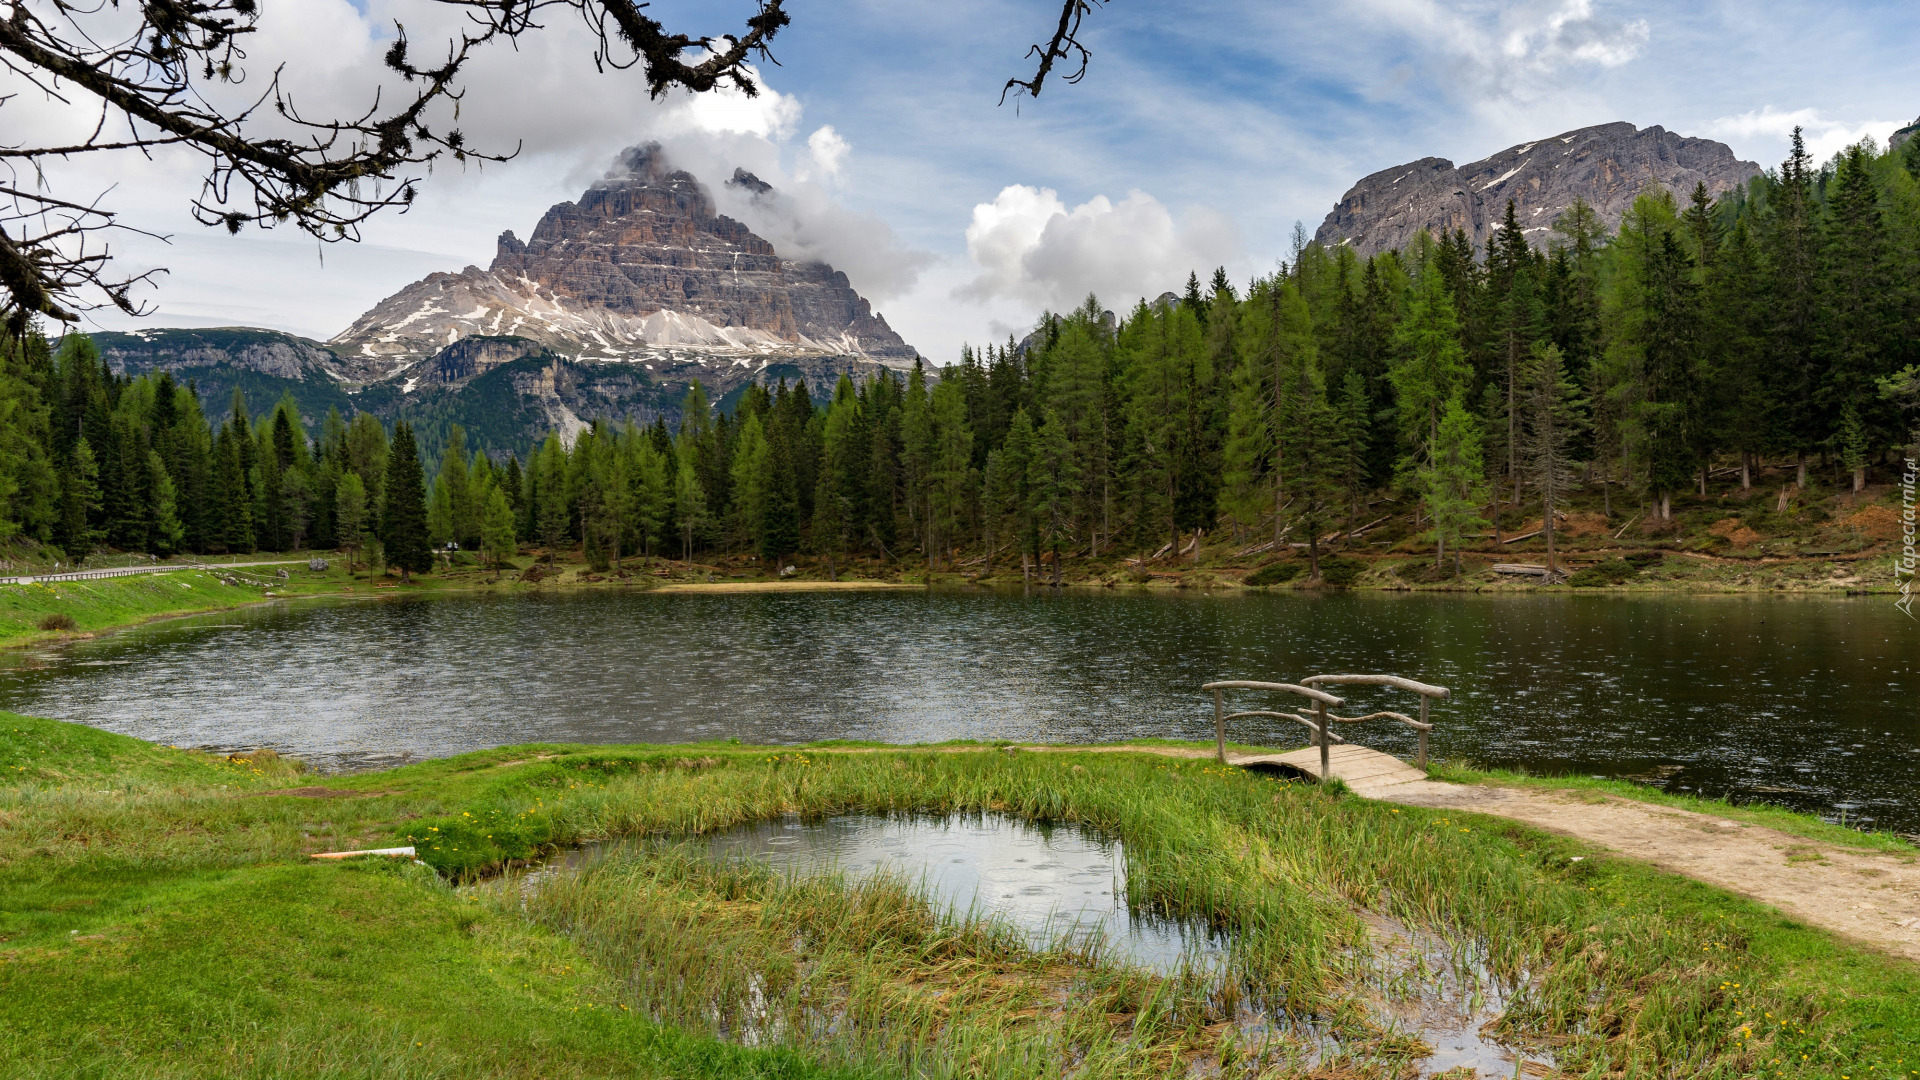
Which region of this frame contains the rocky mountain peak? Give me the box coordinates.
[1315,122,1763,257]
[329,143,917,380]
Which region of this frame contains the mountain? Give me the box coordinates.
[1893,115,1919,152]
[328,144,917,377]
[1314,122,1763,257]
[91,146,921,462]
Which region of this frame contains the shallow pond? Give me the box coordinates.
[699,812,1216,973]
[559,811,1550,1076]
[2,587,1915,829]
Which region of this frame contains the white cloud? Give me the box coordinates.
[956,185,1241,313]
[1707,106,1904,165]
[801,126,851,183]
[1349,0,1649,103]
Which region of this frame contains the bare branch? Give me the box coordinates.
[0,0,793,334]
[1001,0,1103,106]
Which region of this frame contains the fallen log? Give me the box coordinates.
[1492,563,1550,576]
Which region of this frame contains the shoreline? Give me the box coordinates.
[3,550,1900,651]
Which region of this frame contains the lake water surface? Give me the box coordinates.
[1,588,1914,829]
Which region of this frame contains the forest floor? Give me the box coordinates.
[3,716,1917,1078]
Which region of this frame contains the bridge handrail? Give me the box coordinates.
[1220,709,1348,744]
[1204,680,1346,769]
[1201,680,1342,705]
[1302,673,1450,767]
[1302,673,1449,699]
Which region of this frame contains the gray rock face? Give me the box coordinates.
[1892,116,1919,153]
[92,327,360,382]
[330,144,918,373]
[1315,122,1763,256]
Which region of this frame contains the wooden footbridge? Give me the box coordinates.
[1202,675,1450,797]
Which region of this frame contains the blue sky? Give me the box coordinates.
[56,0,1920,360]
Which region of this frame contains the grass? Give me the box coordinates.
[3,716,1918,1079]
[0,572,283,649]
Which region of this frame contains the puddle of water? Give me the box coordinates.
[1359,912,1556,1078]
[645,812,1223,974]
[547,814,1557,1076]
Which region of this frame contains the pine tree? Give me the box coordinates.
[673,452,708,562]
[983,406,1035,574]
[534,435,569,564]
[1028,407,1078,585]
[1274,349,1344,581]
[1417,395,1491,575]
[335,471,369,572]
[480,483,517,575]
[1389,267,1473,472]
[928,373,974,567]
[381,421,432,581]
[728,412,770,553]
[1517,343,1586,576]
[759,435,801,567]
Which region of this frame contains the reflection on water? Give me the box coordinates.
[0,587,1914,828]
[700,812,1217,973]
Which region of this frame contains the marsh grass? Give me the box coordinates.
[3,719,1916,1078]
[433,751,1902,1078]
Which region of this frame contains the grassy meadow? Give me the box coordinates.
[3,714,1917,1079]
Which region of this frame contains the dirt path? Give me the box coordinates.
[1380,779,1920,961]
[1017,744,1920,961]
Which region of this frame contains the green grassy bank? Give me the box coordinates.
[0,571,292,650]
[3,715,1916,1079]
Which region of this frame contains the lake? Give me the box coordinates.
[2,588,1914,830]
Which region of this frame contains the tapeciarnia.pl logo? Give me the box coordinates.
[1898,457,1916,619]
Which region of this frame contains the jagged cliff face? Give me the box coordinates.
[1315,122,1764,256]
[329,144,917,376]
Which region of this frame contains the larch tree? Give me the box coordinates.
[1517,343,1586,578]
[335,472,368,573]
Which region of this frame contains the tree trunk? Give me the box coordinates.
[1192,528,1203,565]
[1698,466,1707,497]
[1797,452,1808,488]
[1308,528,1321,581]
[826,553,836,582]
[1741,453,1752,490]
[1854,466,1867,493]
[1543,490,1557,578]
[1659,491,1671,521]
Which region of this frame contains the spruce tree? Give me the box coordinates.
[480,484,517,575]
[381,420,432,581]
[1389,267,1473,472]
[1417,395,1490,575]
[1518,343,1586,577]
[759,437,800,568]
[673,450,708,562]
[335,471,368,572]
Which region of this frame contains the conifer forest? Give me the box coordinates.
[3,132,1916,582]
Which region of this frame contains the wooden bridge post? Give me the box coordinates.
[1213,688,1226,763]
[1418,697,1430,768]
[1316,699,1330,778]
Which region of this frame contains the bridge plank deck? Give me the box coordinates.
[1230,744,1429,796]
